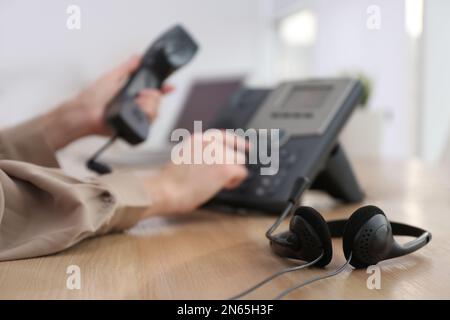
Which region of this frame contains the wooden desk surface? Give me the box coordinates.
[0,159,449,299]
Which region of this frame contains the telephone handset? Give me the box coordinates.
[87,25,199,174]
[209,78,365,213]
[106,25,199,145]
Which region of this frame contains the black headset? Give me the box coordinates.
[269,205,432,269]
[231,178,432,299]
[263,177,432,269]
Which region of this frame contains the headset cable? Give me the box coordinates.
[230,177,313,300]
[273,252,353,300]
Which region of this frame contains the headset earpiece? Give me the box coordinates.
[342,205,432,269]
[270,206,332,267]
[292,207,333,267]
[342,205,389,268]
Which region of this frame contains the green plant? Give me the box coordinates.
[340,72,373,108]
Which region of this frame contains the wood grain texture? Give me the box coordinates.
[0,159,449,299]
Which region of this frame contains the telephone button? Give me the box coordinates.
[261,177,271,187]
[285,154,297,166]
[254,187,266,197]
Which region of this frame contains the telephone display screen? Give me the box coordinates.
[282,85,332,110]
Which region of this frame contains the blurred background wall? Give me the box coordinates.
[0,0,448,164]
[0,0,271,147]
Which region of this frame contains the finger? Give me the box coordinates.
[221,144,248,189]
[223,164,248,190]
[161,85,175,95]
[203,129,249,152]
[138,88,162,99]
[135,94,160,109]
[137,91,161,108]
[139,87,172,98]
[222,131,250,153]
[135,95,161,120]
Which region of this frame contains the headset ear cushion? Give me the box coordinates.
[342,205,386,262]
[293,206,332,267]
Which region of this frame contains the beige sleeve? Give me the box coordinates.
[0,125,152,261]
[0,120,60,167]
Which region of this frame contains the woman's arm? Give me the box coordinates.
[0,132,247,261]
[0,56,248,261]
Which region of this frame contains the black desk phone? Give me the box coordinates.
[106,25,199,145]
[208,78,365,213]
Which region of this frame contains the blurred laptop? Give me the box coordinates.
[102,76,243,167]
[169,76,243,139]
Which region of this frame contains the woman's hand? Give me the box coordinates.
[143,132,249,216]
[42,56,173,150]
[72,56,173,136]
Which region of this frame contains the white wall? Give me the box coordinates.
[270,0,417,160]
[421,0,450,163]
[3,0,447,162]
[0,0,267,146]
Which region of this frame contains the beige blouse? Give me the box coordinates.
[0,121,152,261]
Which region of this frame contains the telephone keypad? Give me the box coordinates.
[234,146,295,197]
